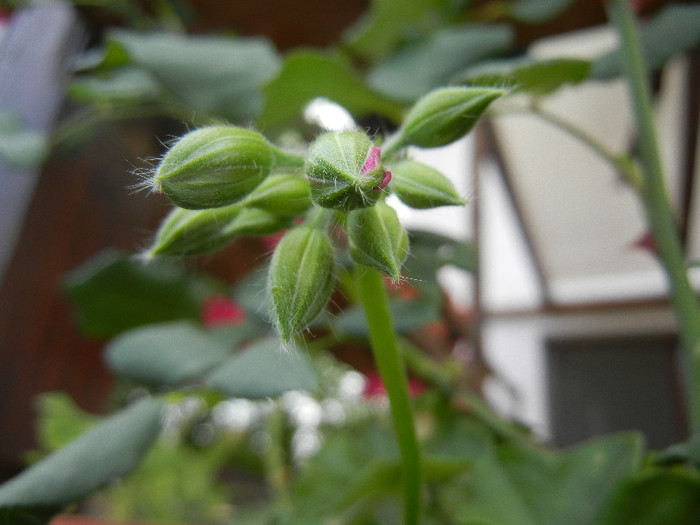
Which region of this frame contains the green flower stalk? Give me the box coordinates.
[305,131,391,212]
[151,125,273,209]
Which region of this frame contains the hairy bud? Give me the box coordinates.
[151,125,273,209]
[304,131,388,212]
[242,172,311,216]
[390,87,505,150]
[389,160,465,209]
[347,201,408,280]
[267,226,335,342]
[147,204,241,257]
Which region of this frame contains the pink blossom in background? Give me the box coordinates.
[201,296,246,328]
[362,370,426,399]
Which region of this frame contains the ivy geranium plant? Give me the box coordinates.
[141,85,502,523]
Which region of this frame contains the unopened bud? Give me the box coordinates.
[242,172,311,216]
[389,160,465,208]
[151,125,273,209]
[390,87,504,150]
[304,131,388,212]
[147,203,241,257]
[223,207,292,237]
[347,201,408,280]
[267,226,335,342]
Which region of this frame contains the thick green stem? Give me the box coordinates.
[608,0,700,431]
[355,265,422,525]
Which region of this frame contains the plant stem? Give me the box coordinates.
[265,404,292,517]
[607,0,700,431]
[355,265,422,525]
[528,104,643,191]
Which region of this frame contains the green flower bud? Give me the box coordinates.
[390,87,505,150]
[267,226,335,342]
[242,172,311,216]
[147,203,241,257]
[347,201,408,280]
[304,131,390,212]
[223,207,291,237]
[151,125,273,209]
[389,160,465,209]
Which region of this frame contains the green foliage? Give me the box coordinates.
[591,4,700,80]
[106,321,231,386]
[258,51,404,130]
[62,250,202,338]
[458,57,591,96]
[367,24,513,102]
[0,398,163,509]
[104,30,281,120]
[6,0,700,522]
[206,338,317,398]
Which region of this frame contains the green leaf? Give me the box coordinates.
[333,298,441,337]
[596,470,700,525]
[68,67,162,104]
[105,321,231,386]
[457,57,591,96]
[34,393,99,453]
[591,4,700,80]
[507,0,578,24]
[0,398,163,508]
[62,250,201,339]
[439,432,643,525]
[367,24,513,102]
[206,338,317,398]
[0,112,48,170]
[258,51,404,130]
[108,30,281,121]
[343,0,461,63]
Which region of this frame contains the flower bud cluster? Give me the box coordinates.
[145,84,502,341]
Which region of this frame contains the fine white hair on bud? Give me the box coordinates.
[387,86,505,152]
[151,125,274,209]
[347,201,408,281]
[267,226,336,343]
[304,131,390,213]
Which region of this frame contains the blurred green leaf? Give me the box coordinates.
[405,229,476,302]
[98,435,236,524]
[108,30,281,121]
[290,418,399,520]
[591,4,700,80]
[507,0,578,24]
[105,321,231,385]
[439,432,643,525]
[367,24,513,102]
[68,67,162,104]
[597,469,700,525]
[63,250,201,339]
[33,393,99,453]
[334,298,441,338]
[0,112,48,170]
[0,398,163,508]
[258,51,404,130]
[206,338,317,398]
[343,0,461,63]
[458,57,590,96]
